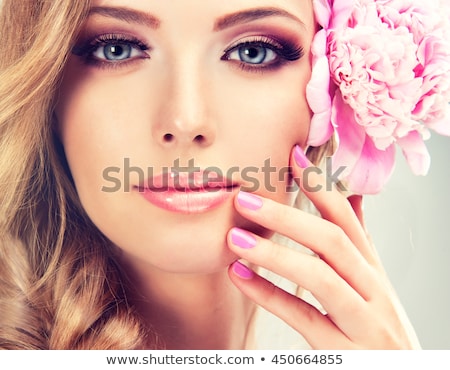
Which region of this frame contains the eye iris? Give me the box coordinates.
[239,46,267,64]
[104,44,131,60]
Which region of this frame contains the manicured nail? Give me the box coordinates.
[294,145,309,169]
[231,261,254,279]
[237,191,263,210]
[231,228,257,249]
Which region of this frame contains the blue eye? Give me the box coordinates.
[230,44,277,65]
[73,34,150,66]
[93,43,135,61]
[222,36,304,71]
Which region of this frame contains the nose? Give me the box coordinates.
[152,61,216,149]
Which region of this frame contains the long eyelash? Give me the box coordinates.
[222,36,304,72]
[72,33,150,67]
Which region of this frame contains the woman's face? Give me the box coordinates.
[56,0,315,274]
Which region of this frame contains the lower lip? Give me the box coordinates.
[138,187,237,214]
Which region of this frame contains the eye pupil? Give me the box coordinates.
[239,46,267,64]
[104,44,131,60]
[110,45,122,55]
[244,47,258,58]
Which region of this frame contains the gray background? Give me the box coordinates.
[365,133,450,349]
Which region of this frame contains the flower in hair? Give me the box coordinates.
[307,0,450,194]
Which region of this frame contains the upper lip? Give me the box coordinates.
[137,170,238,191]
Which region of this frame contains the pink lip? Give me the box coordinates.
[136,171,238,214]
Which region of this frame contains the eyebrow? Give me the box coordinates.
[87,6,304,32]
[88,6,161,29]
[213,7,305,31]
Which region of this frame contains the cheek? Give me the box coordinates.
[212,65,312,202]
[216,61,311,150]
[56,63,149,196]
[57,93,110,199]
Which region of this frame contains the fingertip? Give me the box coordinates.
[291,145,315,191]
[229,227,257,250]
[235,191,263,211]
[230,261,254,280]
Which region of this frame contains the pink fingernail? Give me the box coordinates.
[231,228,257,249]
[294,145,309,169]
[232,261,254,279]
[237,191,262,211]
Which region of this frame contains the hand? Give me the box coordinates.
[227,145,421,349]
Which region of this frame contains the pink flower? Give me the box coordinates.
[306,29,333,146]
[413,34,450,135]
[376,0,443,43]
[307,0,450,194]
[329,24,422,150]
[307,0,356,146]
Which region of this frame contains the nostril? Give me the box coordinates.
[163,133,174,142]
[194,135,205,144]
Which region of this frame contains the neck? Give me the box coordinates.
[121,258,256,350]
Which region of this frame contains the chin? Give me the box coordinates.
[95,197,246,274]
[84,187,275,275]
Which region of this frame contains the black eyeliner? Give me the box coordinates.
[72,33,150,67]
[221,35,304,73]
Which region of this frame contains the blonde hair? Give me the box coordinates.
[0,0,332,350]
[0,0,149,349]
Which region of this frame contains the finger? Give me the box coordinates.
[292,145,378,266]
[228,228,374,339]
[234,192,379,300]
[347,194,379,257]
[347,195,364,227]
[228,261,355,349]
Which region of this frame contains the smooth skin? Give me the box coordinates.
[57,0,315,349]
[56,0,420,349]
[228,146,421,349]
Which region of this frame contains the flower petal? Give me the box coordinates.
[331,91,365,177]
[426,105,450,136]
[312,0,332,28]
[397,131,431,175]
[306,55,334,146]
[346,137,396,194]
[330,0,357,29]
